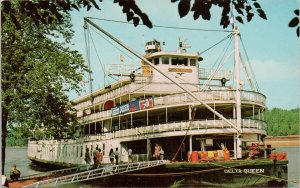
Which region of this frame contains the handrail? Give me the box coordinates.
[24,160,167,187]
[79,90,266,124]
[17,165,86,181]
[82,119,266,141]
[28,119,266,146]
[73,82,266,111]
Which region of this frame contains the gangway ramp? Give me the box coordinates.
[24,160,167,187]
[18,165,86,181]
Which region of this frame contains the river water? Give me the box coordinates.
[4,147,300,187]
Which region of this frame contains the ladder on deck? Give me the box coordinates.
[24,160,167,187]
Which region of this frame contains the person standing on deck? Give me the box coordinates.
[154,144,161,160]
[159,145,164,160]
[114,148,119,165]
[84,148,91,170]
[93,146,99,167]
[109,148,115,164]
[128,148,133,163]
[97,148,103,167]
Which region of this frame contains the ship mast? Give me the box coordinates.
[234,23,242,159]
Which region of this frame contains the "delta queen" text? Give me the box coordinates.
[224,168,264,174]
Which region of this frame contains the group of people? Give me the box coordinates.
[84,147,121,168]
[84,147,103,169]
[109,148,119,165]
[84,143,164,168]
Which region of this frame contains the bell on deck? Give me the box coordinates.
[221,78,227,87]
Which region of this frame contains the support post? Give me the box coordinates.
[252,104,255,119]
[119,116,121,131]
[213,103,216,120]
[189,105,192,120]
[234,135,237,159]
[131,113,133,128]
[189,135,192,154]
[147,110,149,126]
[233,106,236,119]
[166,107,168,123]
[147,139,151,161]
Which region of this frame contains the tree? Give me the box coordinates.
[1,2,88,174]
[266,108,299,136]
[1,0,266,30]
[288,9,299,37]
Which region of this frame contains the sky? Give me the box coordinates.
[69,0,299,110]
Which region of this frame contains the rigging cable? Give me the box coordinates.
[84,23,94,103]
[87,17,233,33]
[200,35,234,91]
[239,34,260,92]
[199,33,234,55]
[87,29,107,86]
[210,34,234,70]
[89,26,140,65]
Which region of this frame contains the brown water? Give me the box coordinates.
[4,147,300,187]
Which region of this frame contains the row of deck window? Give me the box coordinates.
[150,56,197,66]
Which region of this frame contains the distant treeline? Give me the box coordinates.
[265,108,299,136]
[6,127,28,147]
[6,108,299,146]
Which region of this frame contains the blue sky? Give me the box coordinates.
[70,0,299,110]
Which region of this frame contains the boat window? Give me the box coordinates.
[171,58,177,65]
[154,58,159,65]
[171,57,188,66]
[190,59,196,66]
[161,57,169,65]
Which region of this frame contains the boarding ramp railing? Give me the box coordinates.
[18,165,86,181]
[24,160,167,187]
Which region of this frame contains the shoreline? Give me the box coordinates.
[6,146,28,149]
[264,135,300,147]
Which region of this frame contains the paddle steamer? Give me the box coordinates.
[27,18,288,187]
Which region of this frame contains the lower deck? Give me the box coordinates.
[22,159,288,187]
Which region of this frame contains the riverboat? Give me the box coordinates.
[27,18,288,187]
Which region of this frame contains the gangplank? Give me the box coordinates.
[18,165,86,181]
[24,160,167,187]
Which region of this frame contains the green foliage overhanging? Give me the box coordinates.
[1,1,88,173]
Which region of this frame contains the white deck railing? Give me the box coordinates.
[85,119,266,141]
[79,90,266,123]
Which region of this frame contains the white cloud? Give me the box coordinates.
[249,59,299,109]
[251,59,299,82]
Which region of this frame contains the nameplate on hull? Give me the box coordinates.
[168,68,192,73]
